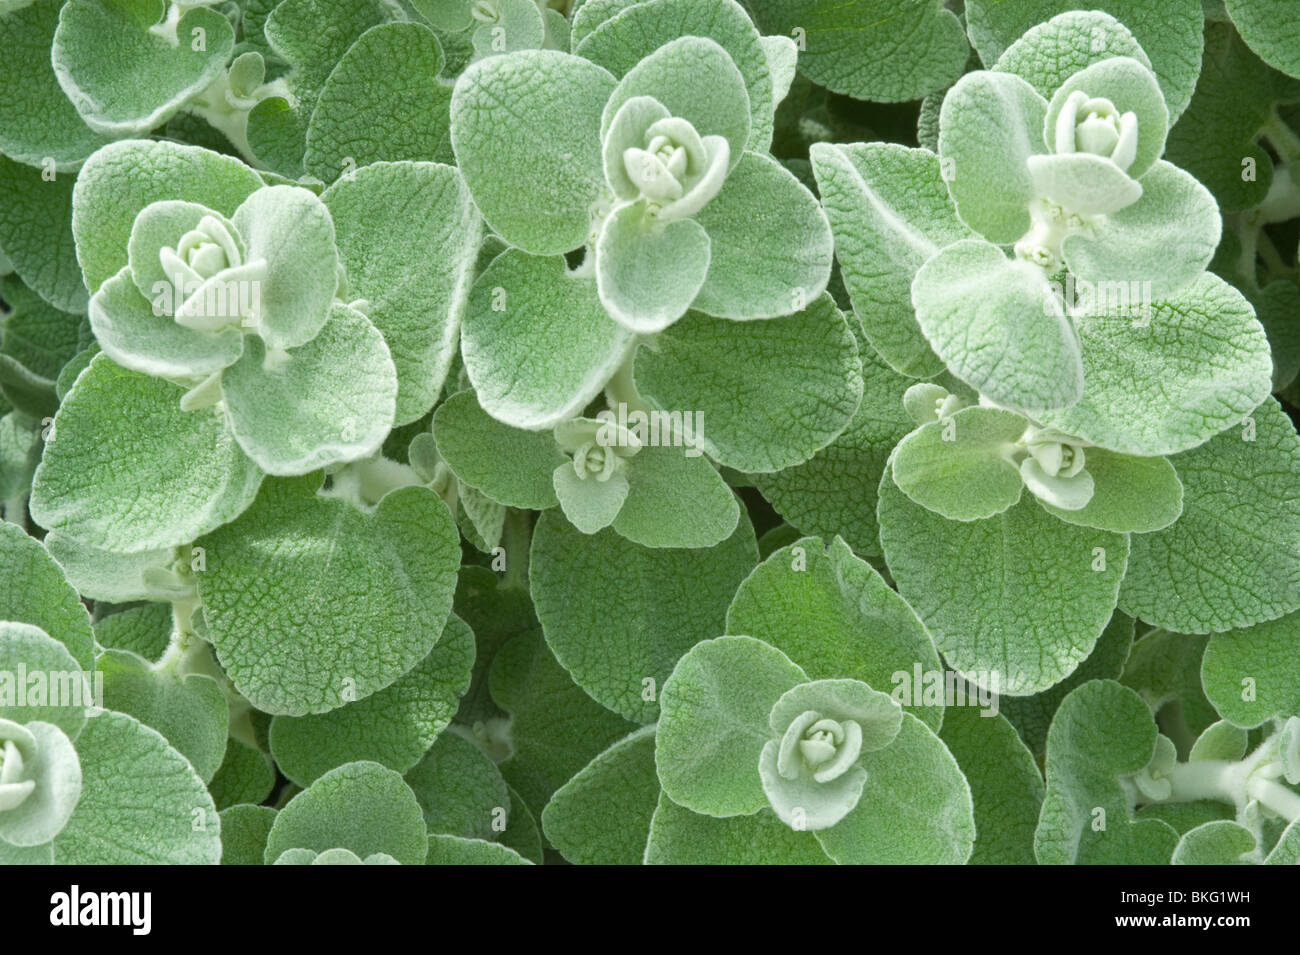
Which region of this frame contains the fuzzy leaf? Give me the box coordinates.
[634,295,862,473]
[1120,399,1300,633]
[0,157,87,313]
[1202,610,1300,727]
[404,731,508,842]
[197,479,460,716]
[0,523,95,669]
[878,472,1127,696]
[891,406,1028,521]
[53,710,221,864]
[726,536,944,729]
[52,0,234,136]
[322,162,481,425]
[0,622,89,739]
[644,792,831,864]
[1034,680,1179,865]
[269,614,474,786]
[655,636,806,817]
[426,834,531,865]
[451,50,615,254]
[1039,449,1183,533]
[461,250,631,430]
[911,239,1082,414]
[595,203,710,333]
[1041,273,1272,457]
[305,23,454,181]
[530,507,757,722]
[30,355,263,553]
[263,760,427,866]
[810,142,973,378]
[541,725,659,866]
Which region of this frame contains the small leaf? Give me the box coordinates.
[451,50,615,255]
[30,355,264,554]
[891,406,1028,521]
[911,239,1083,414]
[461,250,632,430]
[595,202,710,333]
[530,507,757,722]
[197,480,461,716]
[405,731,508,842]
[53,710,221,864]
[263,760,427,866]
[1202,610,1300,727]
[655,636,806,817]
[1120,398,1300,633]
[0,522,95,669]
[1039,449,1183,533]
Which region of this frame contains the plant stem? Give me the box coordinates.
[502,508,531,591]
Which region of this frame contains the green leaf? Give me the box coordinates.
[633,295,862,473]
[197,480,460,716]
[726,536,944,730]
[246,0,394,177]
[432,390,564,509]
[0,2,114,169]
[268,614,474,785]
[98,649,228,784]
[1034,680,1179,864]
[611,443,739,549]
[1039,449,1183,533]
[993,11,1153,102]
[0,522,95,669]
[891,406,1028,521]
[937,71,1047,244]
[541,725,659,865]
[1120,399,1300,633]
[595,202,710,332]
[691,151,833,320]
[810,143,973,378]
[1060,160,1220,301]
[1041,273,1272,457]
[322,162,481,425]
[404,730,508,841]
[208,741,275,811]
[0,157,87,313]
[601,37,750,176]
[488,632,638,811]
[815,712,975,864]
[30,355,264,553]
[451,50,615,254]
[1225,0,1300,80]
[753,343,915,558]
[530,507,756,721]
[911,239,1083,414]
[878,471,1128,696]
[1202,610,1300,727]
[52,0,234,136]
[0,622,90,739]
[218,804,276,865]
[1172,820,1256,864]
[93,604,171,663]
[965,0,1204,121]
[43,534,173,605]
[426,834,531,864]
[747,0,968,103]
[1164,20,1300,212]
[1000,610,1135,757]
[221,303,397,476]
[644,792,832,864]
[452,565,540,727]
[54,710,221,864]
[263,760,427,866]
[1188,720,1248,763]
[938,707,1044,864]
[655,636,806,817]
[575,0,774,152]
[1121,628,1218,739]
[72,139,263,296]
[462,250,632,430]
[305,23,454,181]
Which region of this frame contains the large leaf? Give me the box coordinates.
[197,479,460,716]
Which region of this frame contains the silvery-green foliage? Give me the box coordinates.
[2,0,1300,870]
